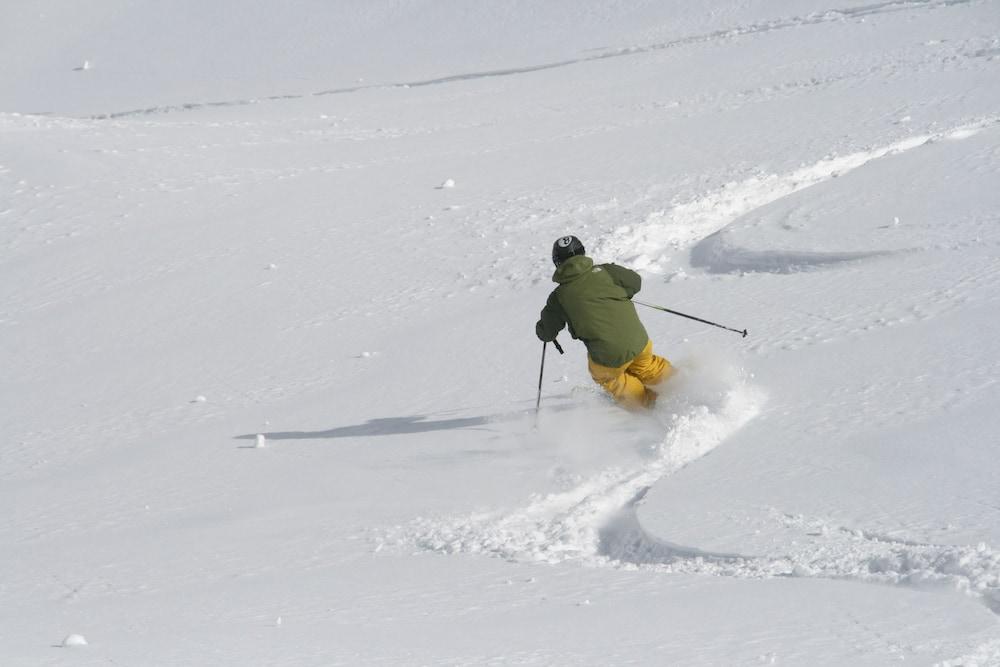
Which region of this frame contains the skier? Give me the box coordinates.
[536,235,672,410]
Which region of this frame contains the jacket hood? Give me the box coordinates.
[552,255,594,284]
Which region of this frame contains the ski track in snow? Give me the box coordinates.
[390,377,1000,618]
[593,117,1000,274]
[63,0,979,120]
[389,380,764,566]
[605,504,1000,615]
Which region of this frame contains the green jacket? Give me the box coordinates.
[535,255,649,367]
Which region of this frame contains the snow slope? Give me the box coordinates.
[3,1,1000,665]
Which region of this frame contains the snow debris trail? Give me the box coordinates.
[389,369,763,565]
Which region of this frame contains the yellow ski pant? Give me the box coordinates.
[588,340,672,410]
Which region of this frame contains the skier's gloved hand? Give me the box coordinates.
[535,321,556,342]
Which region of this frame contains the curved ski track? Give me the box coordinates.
[594,117,1000,275]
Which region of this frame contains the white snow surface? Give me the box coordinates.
[3,1,1000,665]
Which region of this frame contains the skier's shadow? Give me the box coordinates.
[233,401,575,443]
[236,415,495,442]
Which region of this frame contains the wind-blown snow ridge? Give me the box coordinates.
[594,117,1000,273]
[86,0,974,120]
[389,382,762,565]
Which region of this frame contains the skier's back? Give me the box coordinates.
[536,235,672,409]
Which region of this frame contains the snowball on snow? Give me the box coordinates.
[439,179,456,189]
[62,634,88,647]
[255,434,267,448]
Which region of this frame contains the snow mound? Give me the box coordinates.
[389,369,763,565]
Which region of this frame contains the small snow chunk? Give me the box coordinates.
[62,634,88,647]
[275,616,283,626]
[791,564,814,577]
[255,434,267,449]
[577,599,592,606]
[193,395,207,403]
[893,216,900,226]
[360,351,373,358]
[266,263,278,270]
[440,179,456,189]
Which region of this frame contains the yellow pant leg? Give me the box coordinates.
[626,339,672,386]
[588,356,656,410]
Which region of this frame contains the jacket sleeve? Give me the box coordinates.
[535,291,566,342]
[603,263,642,298]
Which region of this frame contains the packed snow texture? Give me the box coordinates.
[3,1,1000,665]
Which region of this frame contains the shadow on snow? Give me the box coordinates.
[234,402,578,442]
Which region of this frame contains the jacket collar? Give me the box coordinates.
[552,255,593,283]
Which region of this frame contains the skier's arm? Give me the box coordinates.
[535,292,566,342]
[603,263,642,297]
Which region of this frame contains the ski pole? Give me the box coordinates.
[536,342,547,412]
[633,300,748,338]
[535,338,565,413]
